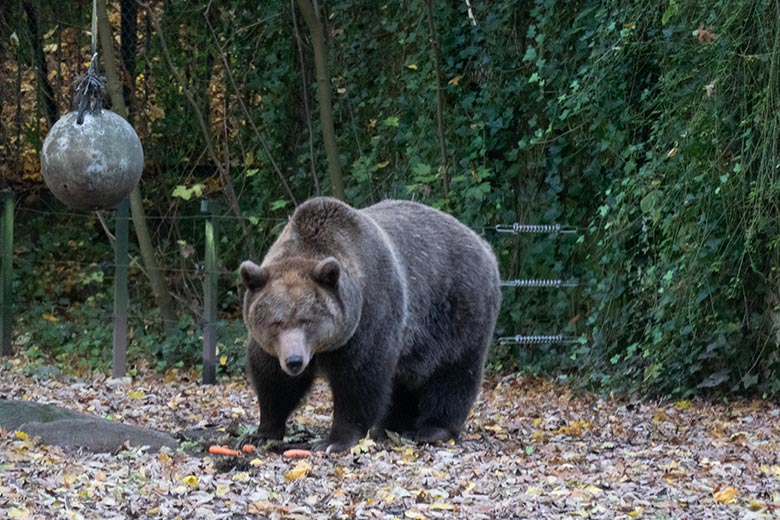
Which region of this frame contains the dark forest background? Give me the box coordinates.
[1,0,779,397]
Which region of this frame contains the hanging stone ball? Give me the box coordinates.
[41,110,144,211]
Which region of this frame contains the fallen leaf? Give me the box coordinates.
[285,460,312,482]
[8,507,30,519]
[182,475,199,489]
[713,486,738,503]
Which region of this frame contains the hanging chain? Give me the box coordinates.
[74,0,105,124]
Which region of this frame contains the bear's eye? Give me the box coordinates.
[269,320,283,328]
[299,319,312,327]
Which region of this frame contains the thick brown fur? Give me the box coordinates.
[240,197,501,452]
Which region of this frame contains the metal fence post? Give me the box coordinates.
[112,199,130,378]
[201,200,218,385]
[0,191,14,356]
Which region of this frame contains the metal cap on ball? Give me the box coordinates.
[40,53,143,212]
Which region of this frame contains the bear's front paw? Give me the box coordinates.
[313,432,362,454]
[240,426,285,449]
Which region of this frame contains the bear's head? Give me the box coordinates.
[240,256,360,376]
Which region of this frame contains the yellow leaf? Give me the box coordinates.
[219,355,228,366]
[350,437,377,455]
[368,118,377,128]
[8,507,30,519]
[666,146,679,158]
[14,431,29,441]
[532,417,542,427]
[448,75,463,86]
[245,151,255,167]
[404,512,425,519]
[583,484,603,495]
[760,464,780,476]
[674,400,692,409]
[42,313,59,323]
[285,460,312,482]
[182,475,199,489]
[430,503,454,510]
[376,161,390,169]
[337,87,347,94]
[406,64,418,70]
[749,500,764,511]
[627,507,644,517]
[713,486,738,503]
[129,389,145,399]
[232,472,251,481]
[652,410,668,424]
[215,484,230,497]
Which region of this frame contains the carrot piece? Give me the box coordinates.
[283,449,313,458]
[241,444,256,454]
[208,445,240,456]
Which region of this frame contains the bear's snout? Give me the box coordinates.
[277,329,310,376]
[284,355,305,375]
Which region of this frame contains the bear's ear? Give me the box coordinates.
[239,261,269,292]
[314,257,340,289]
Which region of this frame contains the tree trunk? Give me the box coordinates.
[22,0,58,127]
[295,0,346,201]
[424,0,449,199]
[96,0,178,334]
[119,0,137,121]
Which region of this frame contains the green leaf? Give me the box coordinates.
[661,0,678,25]
[171,184,205,201]
[411,162,432,177]
[270,199,288,211]
[383,116,400,127]
[640,189,662,214]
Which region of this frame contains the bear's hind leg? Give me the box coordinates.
[247,342,314,442]
[370,382,419,440]
[413,349,484,444]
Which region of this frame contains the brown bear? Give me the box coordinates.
[239,197,501,453]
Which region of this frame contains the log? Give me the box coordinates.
[0,399,177,453]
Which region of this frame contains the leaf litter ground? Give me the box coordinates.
[1,361,779,519]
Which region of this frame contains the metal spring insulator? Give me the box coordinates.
[498,334,578,345]
[495,224,577,235]
[500,279,578,288]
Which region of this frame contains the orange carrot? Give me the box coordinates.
[241,444,256,454]
[283,449,313,458]
[208,445,241,456]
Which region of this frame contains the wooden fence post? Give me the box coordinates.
[0,191,14,356]
[112,199,130,378]
[201,200,218,385]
